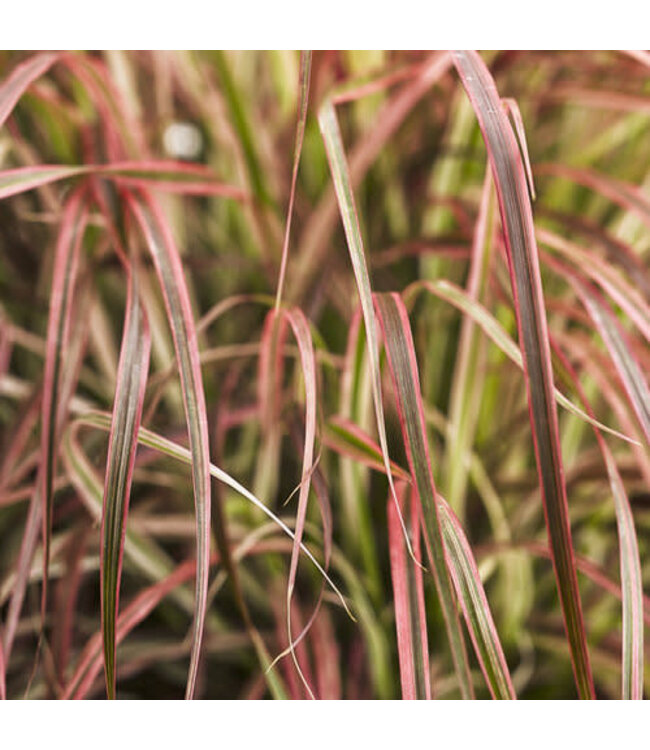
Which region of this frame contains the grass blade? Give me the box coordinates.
[437,497,516,699]
[318,97,417,565]
[576,284,650,445]
[452,50,595,698]
[275,50,311,309]
[281,308,318,698]
[0,163,246,201]
[552,343,643,699]
[63,424,187,599]
[40,185,89,615]
[388,481,430,700]
[293,52,451,300]
[100,266,151,700]
[65,556,215,700]
[374,291,473,699]
[127,191,211,700]
[0,165,88,200]
[0,52,59,129]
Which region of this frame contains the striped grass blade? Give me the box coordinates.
[452,50,594,698]
[552,343,643,699]
[388,481,430,700]
[40,185,89,616]
[127,191,211,700]
[100,265,151,699]
[374,291,473,699]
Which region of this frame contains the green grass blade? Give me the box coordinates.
[318,97,417,565]
[100,266,151,700]
[437,497,516,699]
[62,424,196,615]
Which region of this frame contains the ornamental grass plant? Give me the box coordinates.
[0,50,648,700]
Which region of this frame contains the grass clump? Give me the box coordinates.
[0,50,648,700]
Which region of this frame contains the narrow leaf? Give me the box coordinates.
[453,50,594,698]
[318,97,417,565]
[281,307,318,698]
[437,497,516,699]
[388,482,430,700]
[0,632,5,699]
[0,52,59,129]
[100,266,151,700]
[275,50,312,309]
[0,165,88,201]
[374,291,473,699]
[40,185,89,615]
[127,191,211,700]
[552,343,643,699]
[576,283,650,445]
[0,163,246,202]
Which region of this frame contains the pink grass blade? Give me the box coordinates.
[0,165,88,200]
[53,529,88,684]
[2,489,41,664]
[0,52,59,129]
[254,309,286,506]
[388,481,430,700]
[281,307,318,698]
[318,97,418,566]
[552,343,643,699]
[0,163,247,201]
[100,266,151,700]
[374,292,473,699]
[127,191,211,700]
[99,161,248,199]
[452,50,595,699]
[275,50,312,310]
[575,283,650,445]
[40,185,89,616]
[436,497,516,699]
